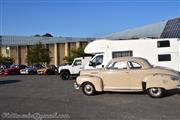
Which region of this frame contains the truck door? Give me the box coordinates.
[72,59,83,74]
[89,54,104,69]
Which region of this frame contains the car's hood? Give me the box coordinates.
[37,68,47,71]
[59,65,71,69]
[80,68,102,77]
[21,67,34,71]
[4,68,17,71]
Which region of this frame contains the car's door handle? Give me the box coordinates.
[126,71,129,73]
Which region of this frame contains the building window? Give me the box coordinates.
[158,54,171,61]
[157,41,170,48]
[112,51,133,58]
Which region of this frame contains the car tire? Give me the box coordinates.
[147,87,164,98]
[11,71,16,75]
[29,71,34,75]
[60,71,70,80]
[46,70,50,75]
[82,82,96,96]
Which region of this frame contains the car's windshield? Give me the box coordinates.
[10,65,18,68]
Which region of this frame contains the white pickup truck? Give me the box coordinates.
[58,57,91,80]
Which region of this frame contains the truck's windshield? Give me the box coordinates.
[91,55,103,66]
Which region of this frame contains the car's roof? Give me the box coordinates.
[112,57,147,61]
[109,57,152,69]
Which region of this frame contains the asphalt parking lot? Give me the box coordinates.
[0,75,179,120]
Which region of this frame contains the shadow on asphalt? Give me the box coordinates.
[106,90,180,98]
[107,91,145,95]
[0,80,21,85]
[164,89,180,97]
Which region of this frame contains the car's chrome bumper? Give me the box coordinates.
[177,85,180,89]
[20,72,28,74]
[74,82,80,90]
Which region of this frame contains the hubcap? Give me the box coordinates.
[84,84,93,94]
[61,73,68,79]
[150,88,161,96]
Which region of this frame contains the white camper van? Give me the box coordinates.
[84,38,180,71]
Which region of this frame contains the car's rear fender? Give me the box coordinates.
[143,73,178,90]
[76,76,103,91]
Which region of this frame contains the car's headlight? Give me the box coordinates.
[171,76,179,81]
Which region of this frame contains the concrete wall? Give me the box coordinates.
[80,42,88,48]
[48,44,55,65]
[19,46,28,65]
[58,43,66,64]
[10,46,18,64]
[1,46,9,57]
[2,41,89,66]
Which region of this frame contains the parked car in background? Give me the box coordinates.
[0,64,11,73]
[0,64,27,75]
[20,64,44,75]
[37,65,57,75]
[74,57,180,98]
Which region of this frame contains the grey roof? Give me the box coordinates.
[1,18,178,46]
[102,20,168,40]
[0,36,95,46]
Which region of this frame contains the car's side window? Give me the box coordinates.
[128,61,142,69]
[73,60,82,66]
[107,61,127,70]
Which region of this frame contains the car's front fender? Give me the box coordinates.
[76,76,103,91]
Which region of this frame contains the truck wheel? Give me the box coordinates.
[82,82,96,96]
[147,87,164,98]
[60,71,70,80]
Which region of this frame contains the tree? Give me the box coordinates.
[0,54,14,65]
[64,47,87,64]
[32,33,53,37]
[42,33,53,37]
[33,34,41,37]
[26,43,51,65]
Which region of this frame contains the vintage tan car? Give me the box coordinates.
[74,57,180,98]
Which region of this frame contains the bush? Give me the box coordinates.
[0,54,14,65]
[64,47,87,64]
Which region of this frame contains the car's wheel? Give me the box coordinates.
[11,71,16,75]
[29,71,34,75]
[46,70,50,75]
[82,82,96,96]
[147,87,164,98]
[60,71,70,80]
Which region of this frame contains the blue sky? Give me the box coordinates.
[0,0,179,37]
